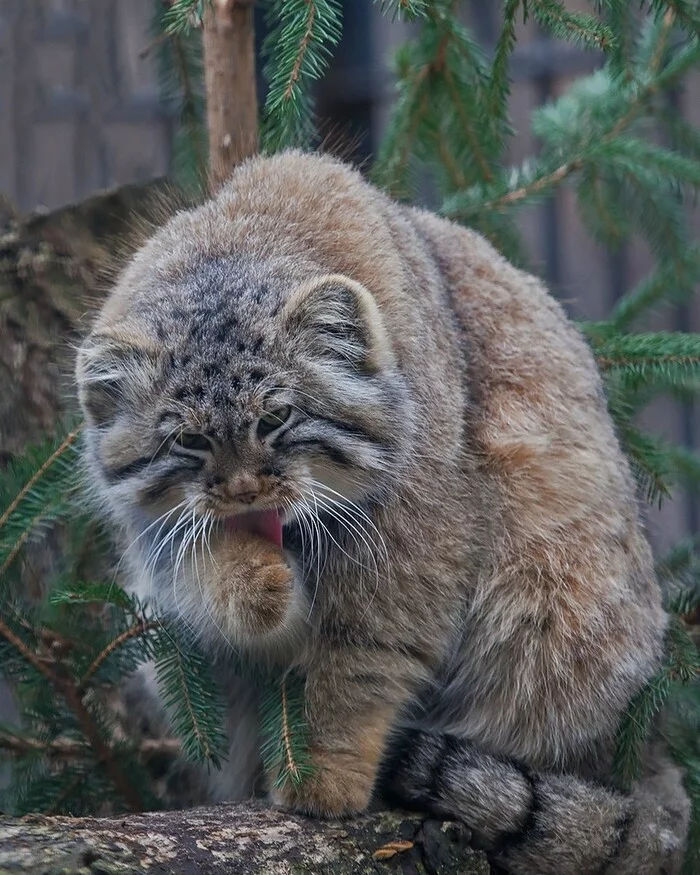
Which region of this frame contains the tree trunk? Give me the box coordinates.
[0,179,171,460]
[202,0,259,190]
[0,802,490,874]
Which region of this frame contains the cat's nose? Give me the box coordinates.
[233,490,258,505]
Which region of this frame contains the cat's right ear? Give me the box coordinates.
[76,332,156,427]
[281,274,395,375]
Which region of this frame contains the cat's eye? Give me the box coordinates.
[173,431,212,452]
[257,405,292,439]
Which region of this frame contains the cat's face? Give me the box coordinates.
[77,256,412,542]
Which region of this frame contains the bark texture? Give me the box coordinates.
[0,179,171,460]
[202,0,259,189]
[0,802,490,875]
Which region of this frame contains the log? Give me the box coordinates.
[0,802,490,874]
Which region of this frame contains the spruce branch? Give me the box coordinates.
[487,0,520,146]
[532,0,615,51]
[0,614,55,685]
[593,332,700,389]
[0,615,145,811]
[280,675,302,786]
[610,248,700,329]
[374,3,495,196]
[614,617,700,788]
[443,9,694,222]
[0,731,181,760]
[163,0,207,34]
[260,670,312,789]
[79,619,160,692]
[374,0,428,20]
[153,627,227,766]
[0,425,82,535]
[0,426,83,580]
[261,0,342,151]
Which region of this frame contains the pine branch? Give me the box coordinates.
[79,619,160,692]
[261,0,342,151]
[153,627,227,766]
[0,730,181,760]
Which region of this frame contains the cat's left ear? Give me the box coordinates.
[282,274,395,374]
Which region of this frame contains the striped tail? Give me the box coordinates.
[379,729,689,874]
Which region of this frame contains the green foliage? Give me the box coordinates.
[260,0,343,151]
[260,671,313,788]
[0,422,83,589]
[374,0,428,20]
[2,4,700,868]
[153,626,227,767]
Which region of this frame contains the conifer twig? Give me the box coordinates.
[0,615,145,811]
[280,676,301,784]
[455,11,680,217]
[57,682,144,812]
[0,424,82,532]
[0,506,56,578]
[0,732,181,759]
[285,1,316,101]
[0,616,55,683]
[596,354,700,370]
[78,619,160,692]
[442,63,493,183]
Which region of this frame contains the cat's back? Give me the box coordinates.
[409,207,666,751]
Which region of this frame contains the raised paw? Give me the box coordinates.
[209,532,294,639]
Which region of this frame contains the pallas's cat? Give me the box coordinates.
[77,152,689,874]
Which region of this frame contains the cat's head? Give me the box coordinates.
[76,255,414,540]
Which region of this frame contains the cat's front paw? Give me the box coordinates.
[270,750,375,818]
[210,533,294,639]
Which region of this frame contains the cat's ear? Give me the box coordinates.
[282,274,395,374]
[76,330,157,427]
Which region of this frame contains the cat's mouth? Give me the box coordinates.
[224,508,285,548]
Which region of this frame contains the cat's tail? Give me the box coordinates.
[379,729,690,875]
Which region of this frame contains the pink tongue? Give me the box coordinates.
[225,509,284,548]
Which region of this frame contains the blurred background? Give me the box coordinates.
[0,0,698,547]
